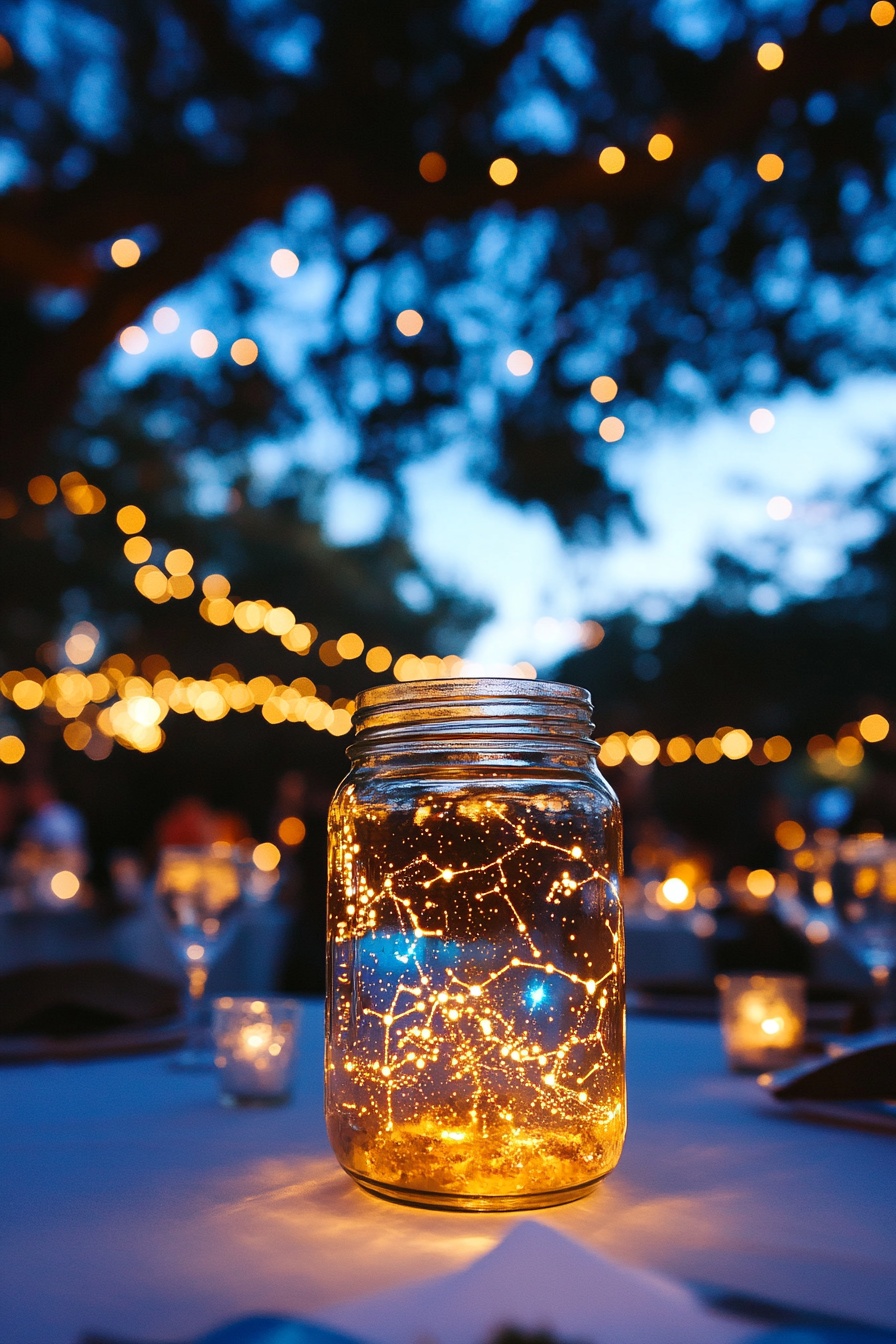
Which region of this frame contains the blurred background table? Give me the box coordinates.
[1,1003,894,1344]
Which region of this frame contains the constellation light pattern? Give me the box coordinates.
[326,786,625,1210]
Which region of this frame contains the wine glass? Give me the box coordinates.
[834,835,896,1026]
[155,845,250,1068]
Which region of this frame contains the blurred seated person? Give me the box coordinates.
[8,776,91,910]
[274,770,330,995]
[153,797,250,853]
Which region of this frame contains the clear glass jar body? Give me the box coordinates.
[325,679,625,1211]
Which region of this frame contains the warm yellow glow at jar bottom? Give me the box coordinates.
[337,1107,624,1210]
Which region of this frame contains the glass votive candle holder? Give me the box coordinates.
[212,997,300,1105]
[716,973,807,1072]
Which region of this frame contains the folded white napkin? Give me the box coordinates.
[317,1220,754,1344]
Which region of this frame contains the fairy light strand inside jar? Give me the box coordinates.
[325,679,626,1211]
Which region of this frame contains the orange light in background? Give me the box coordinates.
[0,490,17,519]
[190,329,218,358]
[123,536,152,564]
[117,505,146,534]
[63,721,92,751]
[231,338,258,366]
[590,375,618,403]
[278,816,307,846]
[396,310,424,336]
[666,735,695,762]
[271,248,300,277]
[153,307,180,333]
[111,238,141,268]
[164,548,194,576]
[695,736,722,763]
[775,820,806,850]
[871,1,895,23]
[859,712,889,742]
[119,326,148,354]
[27,476,57,505]
[489,157,518,185]
[720,728,752,760]
[507,350,534,376]
[578,620,605,649]
[757,42,784,69]
[253,841,281,871]
[764,735,791,761]
[627,731,660,765]
[813,878,833,905]
[366,646,392,673]
[419,152,447,182]
[757,153,784,181]
[598,146,625,174]
[648,133,674,160]
[835,736,864,767]
[656,877,695,910]
[201,573,231,599]
[263,607,296,636]
[50,870,80,900]
[746,868,776,898]
[0,35,13,68]
[319,639,343,667]
[336,632,364,659]
[599,416,625,442]
[0,734,25,764]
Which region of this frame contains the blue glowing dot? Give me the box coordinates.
[529,984,546,1006]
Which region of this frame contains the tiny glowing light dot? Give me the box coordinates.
[27,475,57,505]
[489,157,518,186]
[599,415,625,443]
[507,349,534,377]
[110,238,141,268]
[152,306,180,333]
[119,326,148,355]
[50,870,80,900]
[761,1016,784,1036]
[757,152,784,181]
[396,309,424,337]
[271,248,300,277]
[767,495,792,520]
[757,41,784,69]
[419,151,447,182]
[230,338,258,366]
[0,735,25,764]
[871,1,895,24]
[116,505,146,534]
[190,329,218,358]
[124,535,152,563]
[599,146,625,174]
[750,407,776,433]
[859,712,890,742]
[253,841,281,872]
[648,133,674,160]
[590,375,618,403]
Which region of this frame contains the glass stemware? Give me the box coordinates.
[155,845,250,1068]
[834,836,896,1026]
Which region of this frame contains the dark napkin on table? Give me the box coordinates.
[0,960,180,1037]
[762,1028,896,1101]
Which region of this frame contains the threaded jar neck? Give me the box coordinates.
[346,678,595,760]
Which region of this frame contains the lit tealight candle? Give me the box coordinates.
[716,973,806,1072]
[213,997,300,1104]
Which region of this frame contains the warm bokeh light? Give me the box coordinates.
[666,735,694,763]
[124,536,152,564]
[164,548,194,576]
[49,869,80,900]
[506,349,534,376]
[656,877,695,910]
[263,607,296,636]
[119,326,148,354]
[859,712,890,742]
[0,734,25,764]
[757,153,784,181]
[190,329,218,358]
[231,338,258,366]
[757,42,784,69]
[647,133,673,160]
[695,736,722,763]
[202,573,231,599]
[110,238,141,268]
[27,475,57,505]
[599,146,625,174]
[396,310,424,337]
[271,248,300,277]
[835,735,864,767]
[746,868,776,898]
[0,490,18,519]
[871,0,895,23]
[253,841,281,872]
[750,408,776,434]
[767,495,792,519]
[590,375,618,403]
[489,157,518,186]
[419,152,447,182]
[116,505,146,535]
[65,629,98,664]
[336,632,364,659]
[278,815,307,846]
[627,731,660,765]
[599,416,625,442]
[775,820,806,849]
[764,735,792,762]
[152,306,180,333]
[719,728,752,759]
[0,35,13,68]
[366,645,392,673]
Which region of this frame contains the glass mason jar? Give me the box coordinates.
[325,678,625,1211]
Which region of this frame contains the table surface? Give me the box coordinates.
[2,1003,895,1344]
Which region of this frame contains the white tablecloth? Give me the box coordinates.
[2,1005,894,1344]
